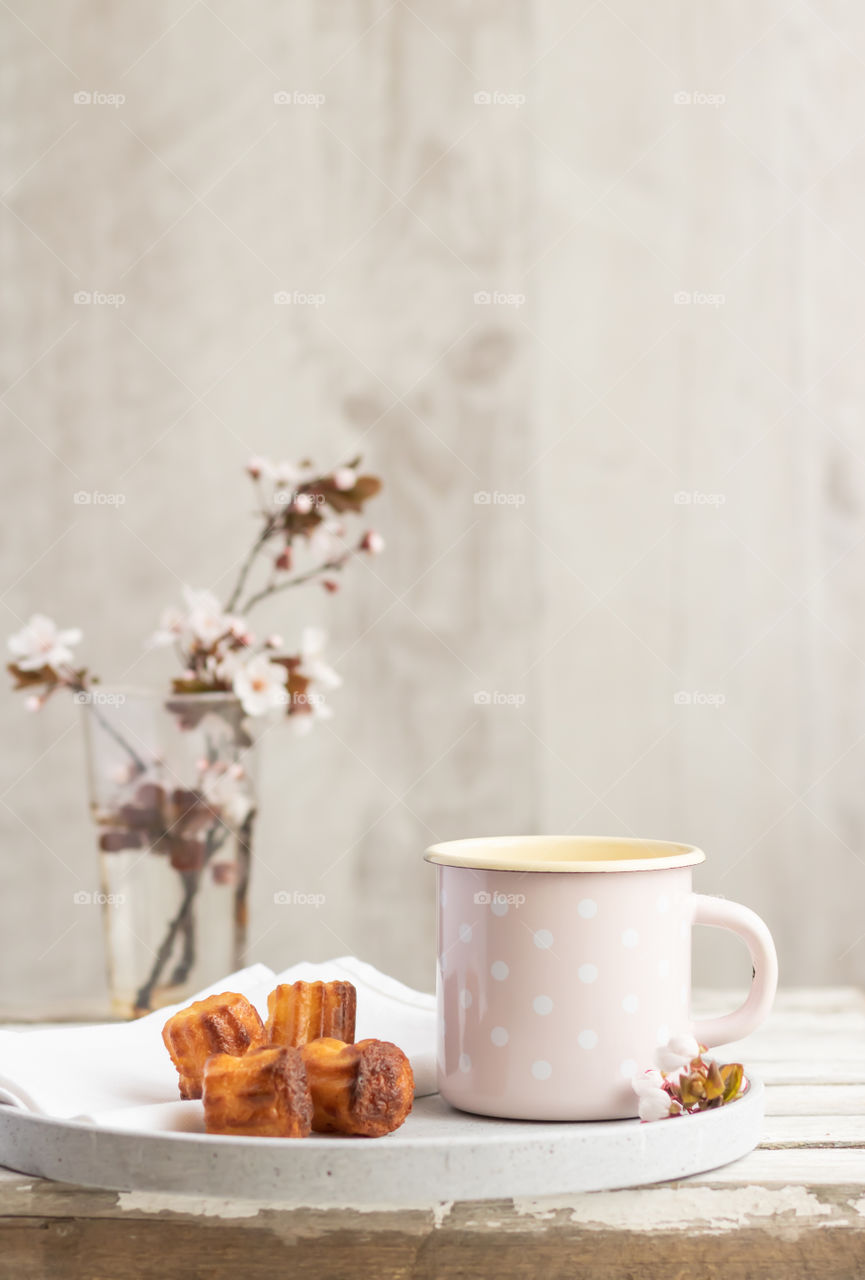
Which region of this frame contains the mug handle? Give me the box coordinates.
[690,894,778,1048]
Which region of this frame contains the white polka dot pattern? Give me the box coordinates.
[437,863,700,1120]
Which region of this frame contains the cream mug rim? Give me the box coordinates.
[424,834,705,874]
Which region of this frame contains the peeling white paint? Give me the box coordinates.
[432,1200,453,1228]
[513,1186,835,1233]
[115,1190,458,1221]
[116,1191,263,1219]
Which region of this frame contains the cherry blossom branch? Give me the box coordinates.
[239,553,352,614]
[133,823,230,1013]
[64,672,149,775]
[223,517,278,614]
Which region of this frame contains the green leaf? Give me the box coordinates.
[720,1062,744,1103]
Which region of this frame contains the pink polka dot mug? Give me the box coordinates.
[425,836,778,1121]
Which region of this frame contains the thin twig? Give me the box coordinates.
[133,823,230,1013]
[223,518,278,613]
[240,555,350,614]
[67,673,149,775]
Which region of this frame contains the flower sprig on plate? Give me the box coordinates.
[7,455,383,731]
[632,1034,746,1122]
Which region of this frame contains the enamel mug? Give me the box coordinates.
[425,836,778,1121]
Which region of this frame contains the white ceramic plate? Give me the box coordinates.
[0,1077,763,1207]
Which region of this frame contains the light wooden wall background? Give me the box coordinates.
[1,0,864,1009]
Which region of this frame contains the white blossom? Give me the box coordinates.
[309,520,346,562]
[656,1034,700,1075]
[638,1088,673,1123]
[292,695,333,736]
[232,653,289,716]
[332,466,356,491]
[631,1068,666,1097]
[182,588,233,647]
[202,763,253,827]
[298,626,341,689]
[8,614,82,671]
[273,460,302,487]
[152,606,185,647]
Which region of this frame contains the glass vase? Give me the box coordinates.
[80,689,256,1017]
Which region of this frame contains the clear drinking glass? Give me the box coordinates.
[80,689,256,1016]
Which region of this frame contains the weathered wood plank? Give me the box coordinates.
[761,1114,865,1144]
[766,1084,865,1116]
[1,1189,865,1280]
[688,1148,865,1186]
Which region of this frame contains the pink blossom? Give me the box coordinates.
[332,466,356,491]
[360,530,385,554]
[246,455,270,480]
[227,619,254,646]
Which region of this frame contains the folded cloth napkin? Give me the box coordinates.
[0,957,436,1121]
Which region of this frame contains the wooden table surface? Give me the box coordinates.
[1,988,863,1279]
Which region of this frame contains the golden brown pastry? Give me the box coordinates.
[162,991,267,1099]
[203,1046,313,1137]
[266,980,357,1047]
[300,1037,414,1137]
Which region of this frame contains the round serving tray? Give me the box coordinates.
[0,1077,763,1207]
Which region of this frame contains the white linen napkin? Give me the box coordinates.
[0,957,436,1122]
